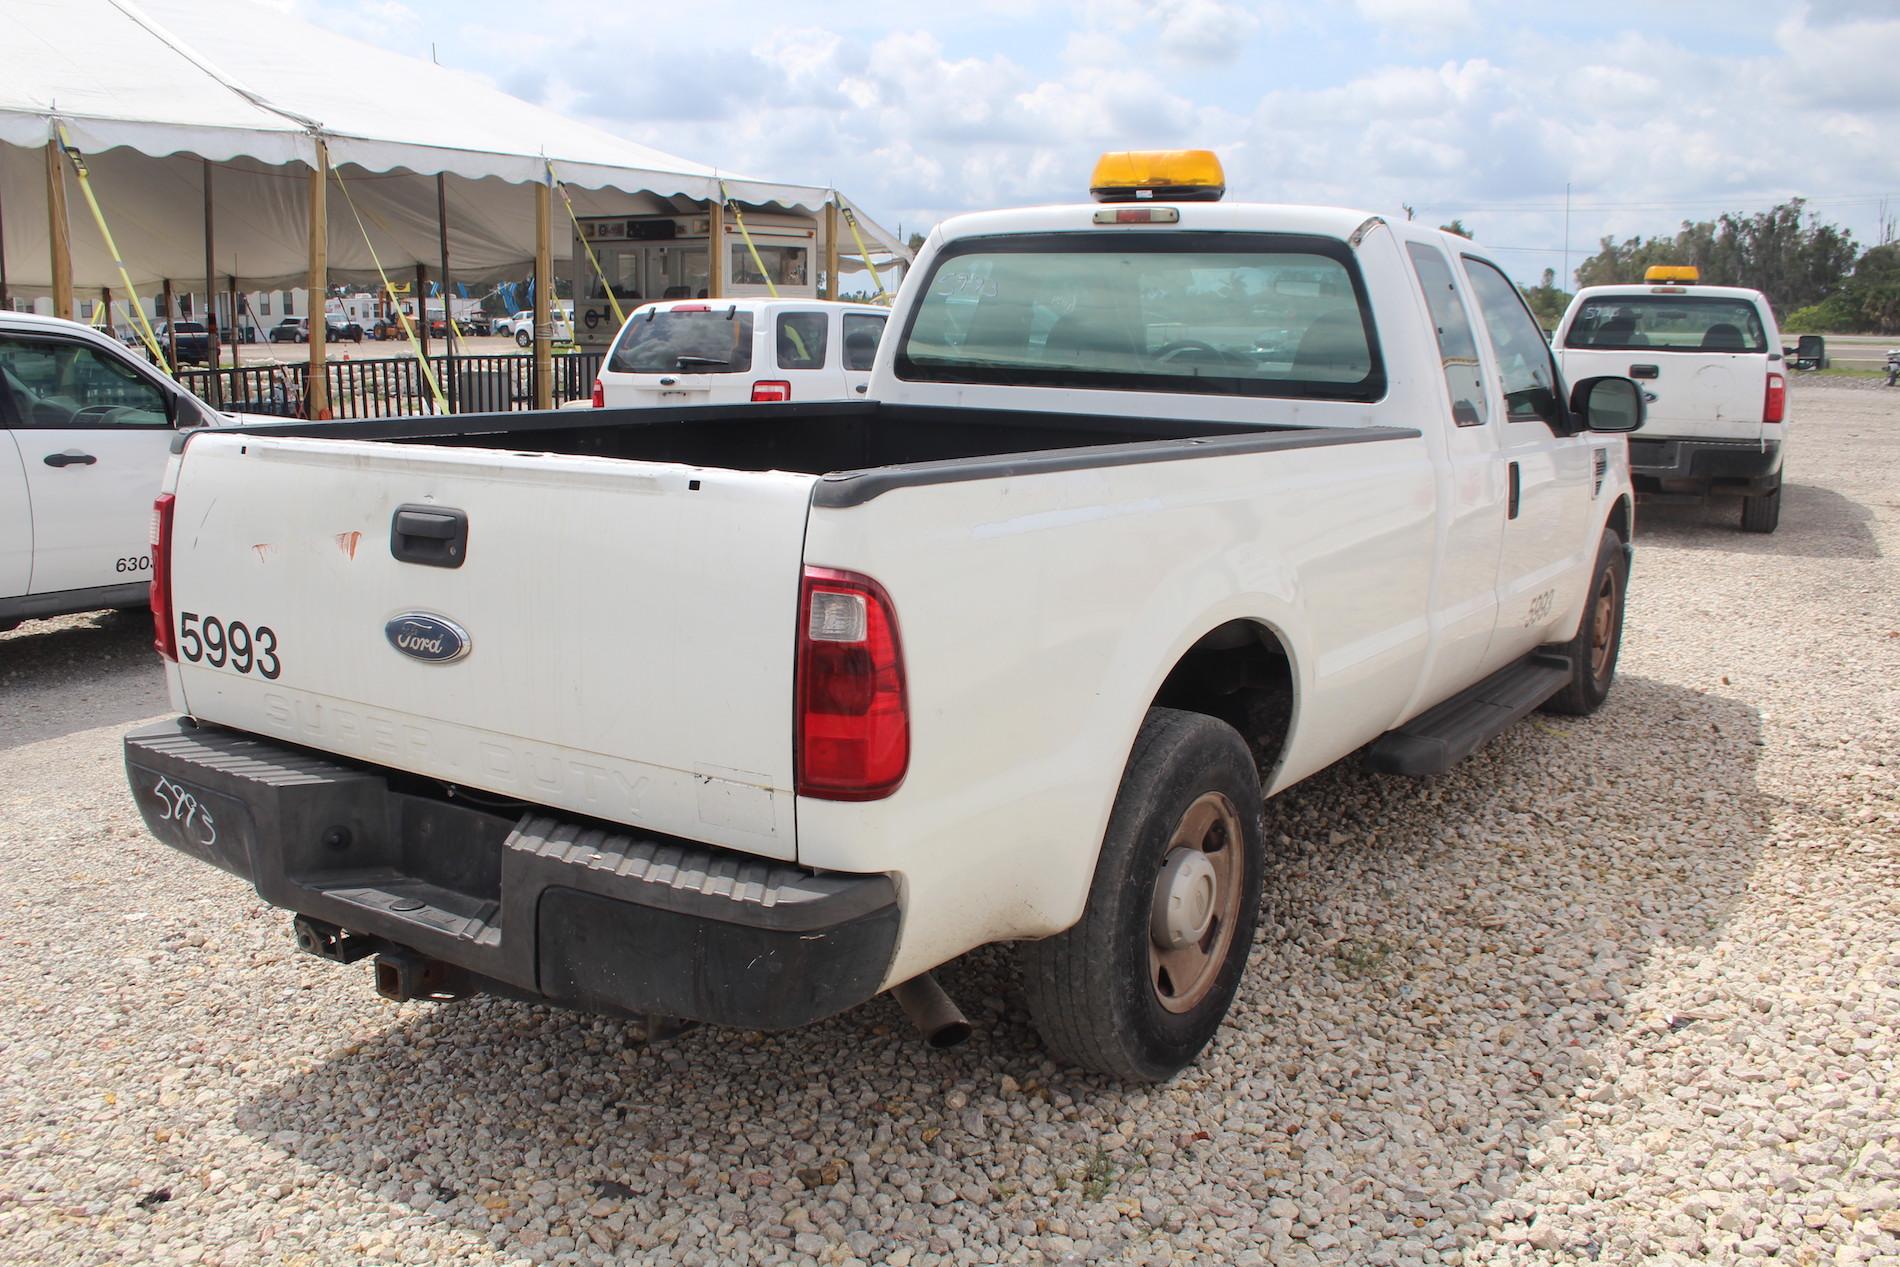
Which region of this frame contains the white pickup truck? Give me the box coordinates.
[2,312,258,632]
[124,152,1645,1080]
[1554,267,1787,532]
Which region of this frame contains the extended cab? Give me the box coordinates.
[1555,267,1787,532]
[124,152,1644,1080]
[1,312,264,631]
[589,298,888,408]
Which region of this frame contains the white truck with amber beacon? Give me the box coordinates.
[124,152,1646,1080]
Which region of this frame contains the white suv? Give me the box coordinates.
[591,299,888,408]
[1555,269,1787,532]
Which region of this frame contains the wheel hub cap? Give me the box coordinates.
[1152,849,1219,948]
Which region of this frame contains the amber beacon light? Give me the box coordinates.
[1089,150,1227,203]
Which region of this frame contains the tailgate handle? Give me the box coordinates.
[390,505,468,569]
[1628,364,1659,379]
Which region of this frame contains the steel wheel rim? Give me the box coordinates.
[1148,791,1244,1014]
[1589,567,1619,680]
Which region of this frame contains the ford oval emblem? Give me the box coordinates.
[385,612,471,664]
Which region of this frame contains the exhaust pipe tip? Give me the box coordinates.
[891,973,972,1049]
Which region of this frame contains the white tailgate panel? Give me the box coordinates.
[169,434,814,861]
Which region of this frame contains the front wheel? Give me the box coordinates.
[1020,708,1265,1081]
[1542,528,1628,716]
[515,329,532,348]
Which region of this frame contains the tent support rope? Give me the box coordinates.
[56,125,170,372]
[329,164,448,415]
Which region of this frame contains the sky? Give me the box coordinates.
[283,0,1900,288]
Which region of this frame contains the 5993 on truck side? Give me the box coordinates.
[125,151,1646,1081]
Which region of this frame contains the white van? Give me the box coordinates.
[1554,267,1787,532]
[590,299,889,408]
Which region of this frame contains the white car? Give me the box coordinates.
[128,150,1646,1080]
[590,298,888,407]
[1554,268,1787,532]
[0,312,268,631]
[495,307,574,346]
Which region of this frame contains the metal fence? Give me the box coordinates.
[178,351,602,419]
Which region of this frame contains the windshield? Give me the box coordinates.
[1565,295,1768,353]
[607,310,756,373]
[895,232,1383,400]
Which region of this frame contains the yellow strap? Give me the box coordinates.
[329,161,449,415]
[721,181,779,300]
[56,125,170,373]
[839,203,889,302]
[548,160,626,331]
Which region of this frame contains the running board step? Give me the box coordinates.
[1367,652,1572,777]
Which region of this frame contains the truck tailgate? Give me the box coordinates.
[167,433,814,861]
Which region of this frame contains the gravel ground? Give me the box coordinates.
[2,383,1896,1267]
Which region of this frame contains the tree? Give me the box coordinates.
[1522,267,1573,331]
[1573,200,1856,316]
[1788,242,1900,334]
[1439,219,1473,239]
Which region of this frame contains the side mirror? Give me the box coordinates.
[1569,375,1644,433]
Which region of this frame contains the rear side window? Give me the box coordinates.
[776,313,829,369]
[842,313,886,370]
[1564,296,1768,353]
[1405,242,1487,426]
[607,310,755,373]
[896,232,1385,402]
[1464,257,1566,430]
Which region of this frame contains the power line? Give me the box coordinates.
[1413,192,1895,214]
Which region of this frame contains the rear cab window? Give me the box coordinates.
[607,309,756,374]
[895,232,1385,401]
[1564,295,1769,352]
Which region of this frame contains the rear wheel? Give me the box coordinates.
[1740,480,1781,534]
[1543,528,1628,716]
[1020,707,1265,1081]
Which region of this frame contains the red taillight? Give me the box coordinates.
[752,380,792,402]
[796,566,908,800]
[151,493,176,661]
[590,377,604,408]
[1763,372,1786,424]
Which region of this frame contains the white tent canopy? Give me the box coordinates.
[0,0,904,295]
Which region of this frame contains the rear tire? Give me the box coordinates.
[1020,707,1265,1081]
[1543,528,1628,717]
[1740,481,1781,534]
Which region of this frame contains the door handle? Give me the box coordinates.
[1507,461,1520,520]
[1628,364,1659,379]
[43,450,97,468]
[390,503,468,568]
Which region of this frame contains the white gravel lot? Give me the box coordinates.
[2,382,1897,1267]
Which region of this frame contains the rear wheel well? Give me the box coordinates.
[1151,620,1294,776]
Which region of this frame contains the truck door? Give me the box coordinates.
[1401,241,1506,704]
[0,429,31,601]
[0,331,179,599]
[841,311,886,398]
[1460,257,1597,667]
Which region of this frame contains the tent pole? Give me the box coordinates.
[437,173,456,413]
[228,276,239,369]
[707,196,724,299]
[0,177,11,310]
[162,279,179,373]
[45,141,74,321]
[202,159,221,405]
[533,177,552,409]
[415,262,431,367]
[824,200,840,302]
[306,143,329,420]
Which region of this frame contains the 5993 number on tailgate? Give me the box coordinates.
[178,612,281,679]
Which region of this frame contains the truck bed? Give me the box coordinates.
[219,401,1413,507]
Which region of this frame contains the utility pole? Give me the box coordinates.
[1563,182,1572,290]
